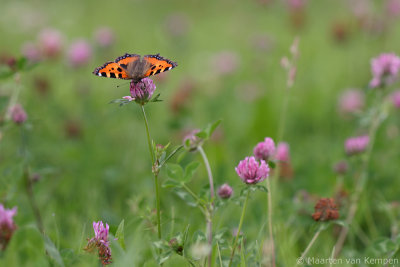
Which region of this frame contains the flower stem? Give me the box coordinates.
[25,169,44,234]
[20,127,44,234]
[333,91,385,258]
[140,105,161,239]
[141,105,155,164]
[228,190,250,267]
[266,178,276,267]
[198,146,215,199]
[298,226,323,264]
[198,146,215,267]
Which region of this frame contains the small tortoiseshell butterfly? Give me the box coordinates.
[93,53,177,83]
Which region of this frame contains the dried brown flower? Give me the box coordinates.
[312,198,339,221]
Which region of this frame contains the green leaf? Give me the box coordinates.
[174,189,197,207]
[195,131,207,139]
[17,57,27,70]
[166,164,184,181]
[204,119,222,138]
[192,230,207,243]
[150,93,163,102]
[115,219,126,250]
[183,161,200,183]
[44,235,65,267]
[268,160,276,169]
[240,238,247,266]
[109,98,133,106]
[162,179,183,188]
[159,145,184,168]
[254,185,268,193]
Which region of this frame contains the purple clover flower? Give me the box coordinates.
[183,129,202,151]
[85,221,112,265]
[129,78,156,105]
[9,104,27,125]
[235,156,269,184]
[218,184,233,199]
[0,204,17,251]
[345,135,369,155]
[21,42,41,63]
[275,142,290,162]
[67,40,92,67]
[94,27,115,48]
[38,28,63,58]
[338,89,365,114]
[369,53,400,88]
[253,137,275,161]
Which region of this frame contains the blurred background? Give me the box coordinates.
[1,0,400,266]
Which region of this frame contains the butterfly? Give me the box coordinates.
[93,53,177,83]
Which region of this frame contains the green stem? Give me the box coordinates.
[297,226,323,265]
[182,184,207,215]
[141,105,155,164]
[154,173,161,239]
[266,178,276,267]
[198,146,214,267]
[334,91,385,258]
[140,105,161,239]
[228,190,250,267]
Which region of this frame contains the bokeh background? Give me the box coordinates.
[1,0,400,266]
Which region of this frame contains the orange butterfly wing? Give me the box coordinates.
[114,53,141,69]
[143,54,178,78]
[93,62,129,79]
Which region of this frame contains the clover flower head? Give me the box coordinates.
[345,135,369,155]
[369,53,400,88]
[85,221,112,265]
[218,183,233,199]
[235,156,269,184]
[0,204,17,251]
[275,142,290,162]
[129,78,156,104]
[312,198,339,221]
[9,104,27,125]
[253,137,275,161]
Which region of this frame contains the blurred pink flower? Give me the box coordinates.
[275,142,290,162]
[211,51,239,75]
[68,40,92,67]
[129,78,156,104]
[218,184,233,199]
[287,0,307,10]
[392,90,400,108]
[253,137,275,161]
[94,27,115,48]
[349,0,371,19]
[183,129,201,151]
[338,89,365,114]
[164,13,190,37]
[345,135,369,155]
[38,28,63,58]
[21,42,41,62]
[369,53,400,88]
[333,160,348,175]
[386,0,400,17]
[9,104,27,124]
[235,156,269,184]
[0,204,17,251]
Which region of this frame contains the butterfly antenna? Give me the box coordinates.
[116,81,131,88]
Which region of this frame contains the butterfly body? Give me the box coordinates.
[93,53,177,83]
